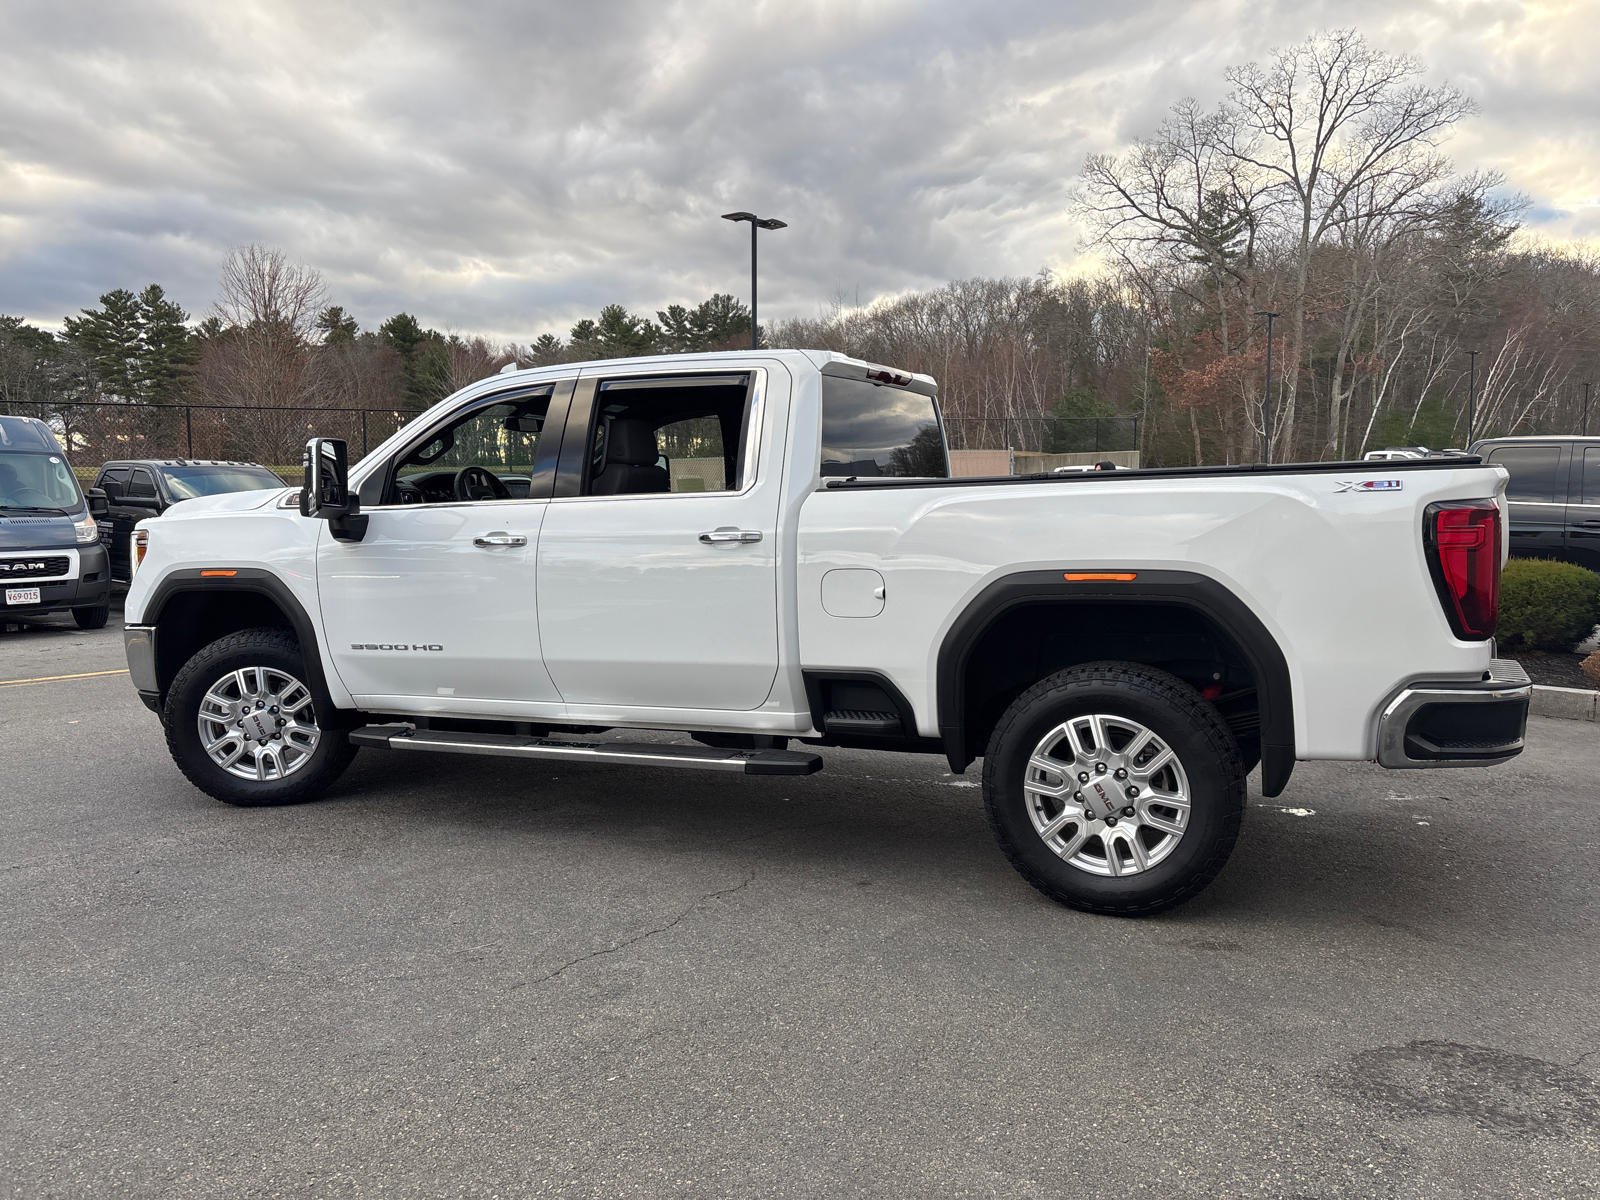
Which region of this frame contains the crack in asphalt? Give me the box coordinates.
[512,872,756,990]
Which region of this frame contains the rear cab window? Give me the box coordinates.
[820,374,948,478]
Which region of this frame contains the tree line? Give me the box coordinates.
[0,245,757,422]
[4,29,1597,467]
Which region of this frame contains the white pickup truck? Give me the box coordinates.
[123,350,1530,914]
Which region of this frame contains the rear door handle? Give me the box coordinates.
[473,532,527,547]
[699,529,762,544]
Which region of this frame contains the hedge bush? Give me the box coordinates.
[1496,559,1600,652]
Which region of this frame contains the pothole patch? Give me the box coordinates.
[1336,1040,1600,1138]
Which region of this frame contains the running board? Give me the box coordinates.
[348,725,824,776]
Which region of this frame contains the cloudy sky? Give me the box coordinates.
[1,0,1595,343]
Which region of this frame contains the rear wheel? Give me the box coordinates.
[983,662,1245,916]
[164,627,358,806]
[73,603,109,630]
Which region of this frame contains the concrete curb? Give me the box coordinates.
[1531,685,1599,722]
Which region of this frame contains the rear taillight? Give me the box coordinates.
[1423,500,1500,640]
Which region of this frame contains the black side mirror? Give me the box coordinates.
[86,487,109,517]
[301,438,368,542]
[101,480,124,503]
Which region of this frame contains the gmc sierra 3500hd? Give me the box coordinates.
[121,350,1530,915]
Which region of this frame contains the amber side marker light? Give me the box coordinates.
[200,569,238,577]
[1064,572,1138,582]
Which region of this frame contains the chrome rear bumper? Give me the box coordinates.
[1377,658,1531,769]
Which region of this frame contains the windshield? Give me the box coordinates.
[160,465,286,500]
[819,376,949,478]
[0,450,82,511]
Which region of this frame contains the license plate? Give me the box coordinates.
[5,587,41,605]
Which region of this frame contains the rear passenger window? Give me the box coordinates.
[583,373,755,497]
[1583,448,1600,505]
[1487,446,1561,503]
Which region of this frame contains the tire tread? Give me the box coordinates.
[163,627,357,807]
[982,660,1246,917]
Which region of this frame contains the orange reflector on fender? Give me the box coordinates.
[200,570,238,577]
[1064,572,1137,582]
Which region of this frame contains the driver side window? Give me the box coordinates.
[392,390,550,505]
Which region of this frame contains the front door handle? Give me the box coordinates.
[699,529,762,544]
[473,532,527,547]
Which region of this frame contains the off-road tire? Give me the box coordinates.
[73,603,109,630]
[983,661,1246,916]
[164,627,358,807]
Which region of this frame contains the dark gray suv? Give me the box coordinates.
[1469,436,1600,571]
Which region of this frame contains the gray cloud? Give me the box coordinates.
[1,0,1593,342]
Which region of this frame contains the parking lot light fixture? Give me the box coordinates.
[722,212,787,350]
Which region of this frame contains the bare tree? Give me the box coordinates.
[1224,29,1474,457]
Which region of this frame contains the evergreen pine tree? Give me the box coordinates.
[137,285,198,404]
[63,289,145,401]
[317,305,360,346]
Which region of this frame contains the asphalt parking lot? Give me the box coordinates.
[3,600,1597,1198]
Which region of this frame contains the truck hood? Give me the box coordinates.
[0,512,78,551]
[165,488,292,518]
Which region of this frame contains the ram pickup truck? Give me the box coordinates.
[122,350,1531,914]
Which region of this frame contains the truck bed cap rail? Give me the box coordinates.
[823,455,1487,490]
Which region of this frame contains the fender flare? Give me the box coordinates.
[140,567,341,711]
[936,568,1296,797]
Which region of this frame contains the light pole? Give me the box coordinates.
[1584,381,1591,437]
[721,211,787,350]
[1466,349,1478,445]
[1255,311,1279,463]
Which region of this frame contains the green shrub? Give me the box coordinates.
[1496,559,1600,652]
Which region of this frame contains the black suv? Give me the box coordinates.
[0,415,112,628]
[94,460,288,582]
[1469,436,1600,571]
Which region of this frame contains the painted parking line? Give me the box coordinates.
[0,668,129,688]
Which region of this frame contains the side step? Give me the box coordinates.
[823,709,903,736]
[349,725,824,776]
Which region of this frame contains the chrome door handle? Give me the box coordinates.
[473,532,527,547]
[699,529,762,544]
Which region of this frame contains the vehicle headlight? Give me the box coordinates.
[74,512,99,544]
[134,529,149,574]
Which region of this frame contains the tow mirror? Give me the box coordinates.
[85,487,109,518]
[300,438,368,542]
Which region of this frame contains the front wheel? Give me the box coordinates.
[983,662,1246,916]
[73,603,109,630]
[163,627,358,806]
